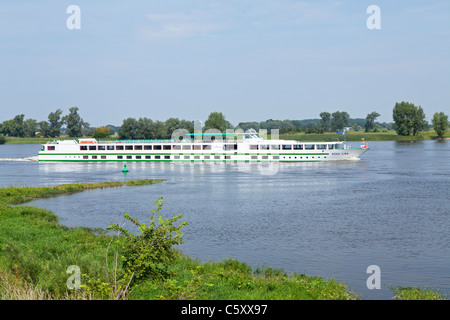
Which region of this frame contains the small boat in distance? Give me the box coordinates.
[37,129,369,162]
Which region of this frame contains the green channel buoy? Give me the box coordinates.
[122,164,128,173]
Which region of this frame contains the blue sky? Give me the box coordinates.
[0,0,449,126]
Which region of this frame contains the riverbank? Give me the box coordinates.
[0,182,446,300]
[2,130,449,145]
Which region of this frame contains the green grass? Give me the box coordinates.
[131,256,358,300]
[4,137,58,144]
[392,287,448,300]
[0,182,447,300]
[0,180,163,206]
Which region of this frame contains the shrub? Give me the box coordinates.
[91,197,187,299]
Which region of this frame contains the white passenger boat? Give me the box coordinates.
[37,129,369,162]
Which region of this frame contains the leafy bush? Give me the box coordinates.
[93,197,187,299]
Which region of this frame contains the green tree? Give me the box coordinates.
[412,106,427,136]
[364,112,380,132]
[118,118,139,139]
[0,114,32,137]
[136,117,154,139]
[38,109,64,138]
[92,126,111,139]
[151,120,169,139]
[24,118,38,137]
[63,107,88,137]
[204,112,233,132]
[319,112,332,132]
[165,118,194,136]
[432,112,449,138]
[331,111,350,132]
[393,101,427,136]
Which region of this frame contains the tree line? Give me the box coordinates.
[0,102,448,143]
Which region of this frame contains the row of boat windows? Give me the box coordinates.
[73,155,328,160]
[47,143,341,151]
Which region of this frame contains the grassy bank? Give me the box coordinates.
[0,179,163,206]
[0,182,447,300]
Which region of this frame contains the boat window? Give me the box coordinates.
[126,155,132,159]
[98,145,105,150]
[134,145,142,150]
[145,155,151,159]
[249,145,258,150]
[89,146,96,150]
[117,155,123,159]
[80,146,87,151]
[316,144,326,150]
[193,145,201,150]
[83,155,88,159]
[273,155,279,159]
[251,155,258,159]
[328,144,334,150]
[204,155,210,160]
[182,145,190,150]
[225,155,231,159]
[163,145,171,150]
[270,145,280,150]
[173,145,181,150]
[282,145,292,150]
[155,155,161,159]
[174,155,180,159]
[214,155,221,160]
[224,144,237,151]
[136,155,141,159]
[101,155,106,159]
[294,145,303,150]
[203,145,211,150]
[153,145,162,150]
[305,144,315,150]
[144,145,152,150]
[107,145,114,150]
[116,145,124,150]
[194,155,200,159]
[260,145,269,150]
[262,155,268,159]
[125,145,133,150]
[184,155,190,159]
[92,155,97,159]
[164,155,170,159]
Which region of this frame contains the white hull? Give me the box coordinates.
[38,136,369,163]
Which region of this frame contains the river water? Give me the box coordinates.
[0,140,449,300]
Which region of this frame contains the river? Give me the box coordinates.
[0,140,449,299]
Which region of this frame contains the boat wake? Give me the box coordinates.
[0,156,38,162]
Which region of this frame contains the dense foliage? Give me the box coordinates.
[431,112,449,139]
[392,101,428,136]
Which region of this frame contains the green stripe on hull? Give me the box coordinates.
[38,159,322,163]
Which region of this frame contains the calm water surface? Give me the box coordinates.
[0,140,449,299]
